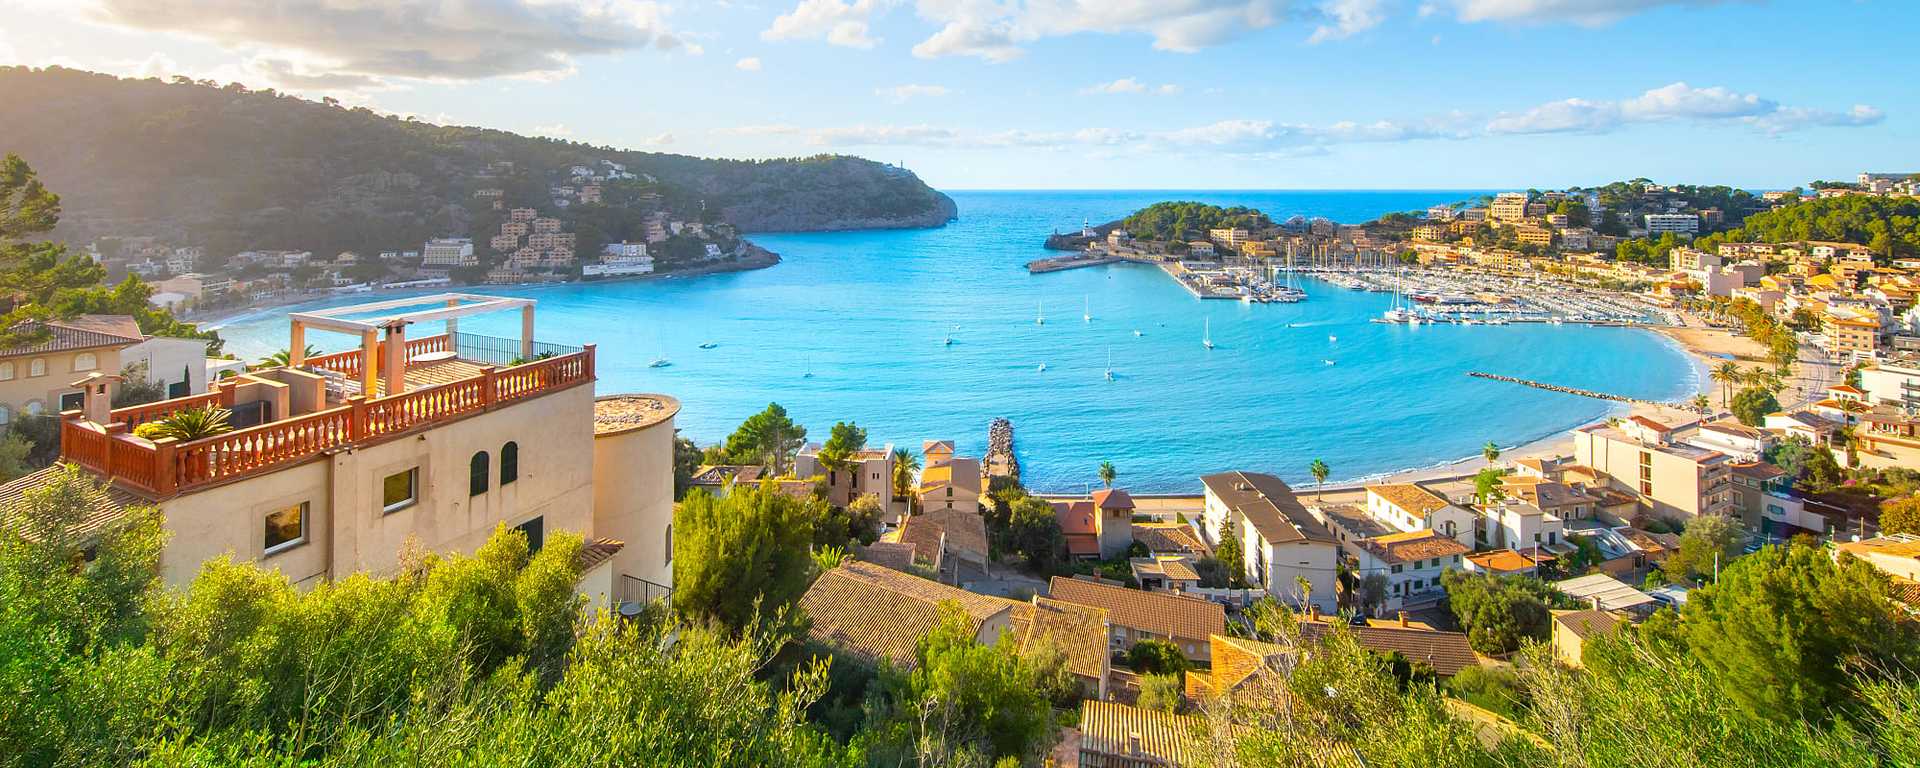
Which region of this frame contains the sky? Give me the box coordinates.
[0,0,1913,190]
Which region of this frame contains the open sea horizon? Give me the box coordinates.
[212,189,1700,494]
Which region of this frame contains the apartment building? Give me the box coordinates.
[1644,213,1701,235]
[1199,471,1339,611]
[6,294,677,609]
[0,315,144,424]
[1207,228,1250,250]
[1480,498,1566,552]
[1362,483,1475,548]
[1048,575,1226,663]
[1350,530,1469,611]
[795,441,895,508]
[1489,192,1530,223]
[917,440,981,513]
[1570,416,1736,521]
[421,237,477,267]
[1861,355,1920,410]
[1827,312,1881,358]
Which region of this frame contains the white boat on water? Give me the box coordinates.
[698,341,718,350]
[1328,334,1337,344]
[1104,348,1115,381]
[1037,362,1047,372]
[1324,359,1336,366]
[1203,319,1214,350]
[648,357,670,368]
[1133,329,1143,337]
[1037,300,1045,325]
[1083,295,1092,322]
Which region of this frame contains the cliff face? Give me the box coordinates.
[0,67,955,255]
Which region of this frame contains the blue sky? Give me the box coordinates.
[1,1,1912,190]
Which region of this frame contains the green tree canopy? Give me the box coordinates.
[720,403,808,475]
[1880,494,1920,537]
[1661,514,1745,583]
[1120,201,1273,242]
[670,481,821,634]
[1684,544,1920,722]
[1440,570,1556,655]
[1730,386,1780,426]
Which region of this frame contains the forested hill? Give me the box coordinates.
[0,67,957,257]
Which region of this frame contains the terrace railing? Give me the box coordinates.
[62,345,593,497]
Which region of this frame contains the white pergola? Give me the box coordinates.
[287,293,537,396]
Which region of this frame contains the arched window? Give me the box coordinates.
[23,400,43,416]
[0,405,11,426]
[664,523,673,564]
[72,352,97,372]
[28,359,45,378]
[469,451,489,496]
[500,441,518,485]
[0,362,15,381]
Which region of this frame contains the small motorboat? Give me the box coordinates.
[698,341,718,349]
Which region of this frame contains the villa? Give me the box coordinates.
[1199,471,1340,612]
[917,439,983,513]
[3,294,678,609]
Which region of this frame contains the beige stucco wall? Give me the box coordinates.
[0,346,125,421]
[591,401,677,591]
[153,383,597,588]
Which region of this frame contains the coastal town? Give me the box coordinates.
[4,8,1920,759]
[88,157,771,320]
[3,134,1920,764]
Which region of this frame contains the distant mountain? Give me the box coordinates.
[0,67,957,259]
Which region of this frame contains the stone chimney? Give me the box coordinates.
[70,372,122,425]
[1397,610,1410,628]
[1128,733,1143,756]
[1307,604,1320,621]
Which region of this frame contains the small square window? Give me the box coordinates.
[382,469,417,513]
[265,502,308,555]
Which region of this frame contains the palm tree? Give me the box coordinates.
[143,406,234,441]
[1098,461,1117,489]
[1309,458,1330,500]
[1482,441,1501,466]
[891,447,920,513]
[1710,360,1743,405]
[259,344,322,368]
[1691,393,1712,415]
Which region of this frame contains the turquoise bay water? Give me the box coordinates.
[211,190,1698,493]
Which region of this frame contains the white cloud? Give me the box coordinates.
[1080,78,1181,96]
[911,0,1291,61]
[1486,82,1873,136]
[762,0,896,48]
[875,83,951,103]
[736,56,763,70]
[1444,0,1748,26]
[1309,0,1388,43]
[77,0,685,86]
[531,123,574,137]
[636,131,676,146]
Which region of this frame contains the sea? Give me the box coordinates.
[209,190,1701,493]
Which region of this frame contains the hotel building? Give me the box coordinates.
[1570,416,1736,522]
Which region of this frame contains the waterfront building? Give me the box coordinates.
[1479,497,1566,553]
[1198,471,1339,612]
[795,441,895,508]
[1644,213,1701,235]
[917,439,982,513]
[1570,416,1736,521]
[421,237,477,267]
[1051,488,1138,560]
[0,314,143,423]
[4,294,677,609]
[1861,354,1920,410]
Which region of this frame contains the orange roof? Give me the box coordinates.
[1360,530,1469,565]
[1090,487,1135,510]
[1365,483,1450,516]
[1628,415,1671,433]
[1467,549,1537,573]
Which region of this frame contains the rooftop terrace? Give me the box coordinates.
[58,294,594,498]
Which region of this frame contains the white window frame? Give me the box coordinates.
[381,468,418,514]
[264,501,310,556]
[27,358,46,378]
[0,361,14,381]
[71,352,97,372]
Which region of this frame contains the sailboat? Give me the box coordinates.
[1203,319,1214,350]
[649,338,671,367]
[697,341,718,350]
[1036,362,1047,372]
[802,356,814,379]
[1083,295,1091,323]
[1104,348,1115,381]
[1036,300,1045,326]
[944,324,956,346]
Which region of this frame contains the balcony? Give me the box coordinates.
[58,294,594,498]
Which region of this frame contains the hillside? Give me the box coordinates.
[0,67,956,260]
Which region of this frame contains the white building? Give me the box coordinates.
[121,336,214,399]
[1861,356,1920,411]
[1644,213,1700,235]
[1363,483,1476,549]
[1199,471,1340,612]
[422,238,477,267]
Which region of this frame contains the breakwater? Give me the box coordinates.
[1467,372,1674,407]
